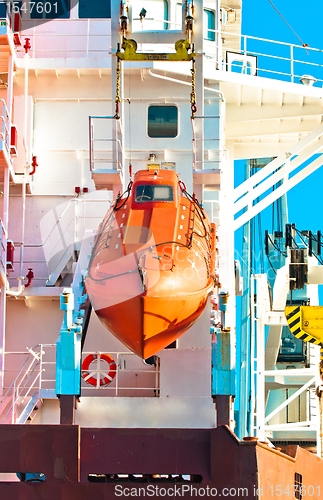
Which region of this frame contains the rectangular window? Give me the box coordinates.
[294,473,302,500]
[204,9,215,41]
[78,0,111,19]
[30,0,70,19]
[148,105,178,138]
[135,185,173,202]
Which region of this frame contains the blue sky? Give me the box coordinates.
[242,0,321,48]
[238,0,323,232]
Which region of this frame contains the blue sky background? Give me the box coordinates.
[238,0,323,235]
[241,0,320,47]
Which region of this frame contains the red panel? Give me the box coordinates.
[80,428,211,481]
[6,240,14,271]
[0,424,322,500]
[0,425,79,482]
[10,125,18,156]
[13,13,21,33]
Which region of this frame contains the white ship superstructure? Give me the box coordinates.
[0,0,323,496]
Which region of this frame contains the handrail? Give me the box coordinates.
[0,99,11,156]
[1,345,160,422]
[14,19,323,85]
[89,115,123,173]
[0,344,43,424]
[215,29,323,85]
[191,114,223,171]
[16,18,111,59]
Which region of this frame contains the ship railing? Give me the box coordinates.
[0,99,11,163]
[80,350,160,398]
[1,345,160,418]
[89,115,123,173]
[14,18,323,87]
[8,198,108,287]
[211,29,323,86]
[0,344,44,424]
[40,349,160,397]
[191,113,224,172]
[16,18,111,59]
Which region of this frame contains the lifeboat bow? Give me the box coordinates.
[86,166,216,358]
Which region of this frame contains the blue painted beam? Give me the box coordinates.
[56,289,84,396]
[211,327,235,397]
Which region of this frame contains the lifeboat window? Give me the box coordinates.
[30,0,70,18]
[148,105,178,138]
[135,185,173,202]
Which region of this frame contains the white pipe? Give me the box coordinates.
[0,166,10,392]
[0,58,14,386]
[7,55,13,122]
[215,0,221,70]
[6,48,30,297]
[24,48,29,166]
[255,278,266,441]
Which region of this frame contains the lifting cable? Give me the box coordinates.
[267,0,309,48]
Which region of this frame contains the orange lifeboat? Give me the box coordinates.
[85,165,216,358]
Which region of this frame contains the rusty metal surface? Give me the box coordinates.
[210,425,258,488]
[0,424,322,499]
[80,428,211,480]
[59,395,77,424]
[257,443,323,498]
[0,424,79,482]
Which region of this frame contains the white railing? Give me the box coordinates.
[80,351,160,397]
[1,344,160,423]
[35,345,160,397]
[14,18,323,87]
[0,344,44,424]
[216,30,323,86]
[191,113,223,171]
[8,197,109,287]
[0,99,11,162]
[89,115,123,173]
[233,122,323,230]
[16,18,111,59]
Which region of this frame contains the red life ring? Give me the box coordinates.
[81,353,117,387]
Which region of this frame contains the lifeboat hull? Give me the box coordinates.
[86,167,216,358]
[90,286,212,359]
